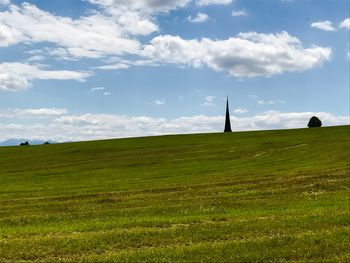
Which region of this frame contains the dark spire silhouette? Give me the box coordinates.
[224,97,232,133]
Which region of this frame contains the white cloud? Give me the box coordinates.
[234,107,248,113]
[311,20,336,31]
[203,96,216,106]
[79,0,185,40]
[0,23,24,47]
[87,0,191,13]
[46,48,78,61]
[97,59,158,70]
[91,87,105,92]
[0,63,91,91]
[90,86,111,96]
[257,99,285,105]
[232,9,247,17]
[1,109,348,142]
[339,18,350,29]
[0,2,334,80]
[196,0,232,6]
[116,11,159,35]
[142,32,331,78]
[0,3,143,57]
[347,52,350,60]
[0,0,10,5]
[20,108,68,116]
[0,108,68,118]
[153,99,166,105]
[97,63,130,70]
[26,55,46,62]
[187,13,209,23]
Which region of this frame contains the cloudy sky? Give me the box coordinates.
[0,0,349,142]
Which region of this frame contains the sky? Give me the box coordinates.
[0,0,349,142]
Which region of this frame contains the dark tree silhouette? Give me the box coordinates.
[308,116,322,128]
[20,141,30,146]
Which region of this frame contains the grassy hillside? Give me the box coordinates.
[0,126,349,262]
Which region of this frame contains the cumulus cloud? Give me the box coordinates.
[203,96,216,106]
[90,86,112,96]
[91,87,105,92]
[0,3,144,57]
[187,13,209,23]
[1,109,348,142]
[234,107,248,113]
[311,20,336,31]
[339,18,350,29]
[97,59,158,70]
[0,108,68,118]
[97,63,130,70]
[153,99,166,105]
[0,63,91,91]
[0,23,24,47]
[120,12,158,35]
[87,0,191,13]
[0,0,10,5]
[142,32,331,77]
[257,99,285,105]
[231,9,247,17]
[19,108,68,116]
[196,0,232,6]
[0,1,334,82]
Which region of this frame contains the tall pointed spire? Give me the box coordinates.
[224,96,232,132]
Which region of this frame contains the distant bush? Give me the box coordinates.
[308,116,322,128]
[20,141,30,146]
[44,141,50,145]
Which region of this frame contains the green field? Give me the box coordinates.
[0,126,349,262]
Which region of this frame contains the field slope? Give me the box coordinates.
[0,126,349,262]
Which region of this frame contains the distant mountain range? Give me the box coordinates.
[0,139,56,147]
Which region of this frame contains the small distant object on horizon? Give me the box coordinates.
[224,97,232,133]
[20,141,30,146]
[0,139,57,147]
[44,141,50,145]
[308,116,322,128]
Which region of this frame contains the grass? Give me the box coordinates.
[0,125,349,262]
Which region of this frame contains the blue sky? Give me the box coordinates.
[0,0,349,142]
